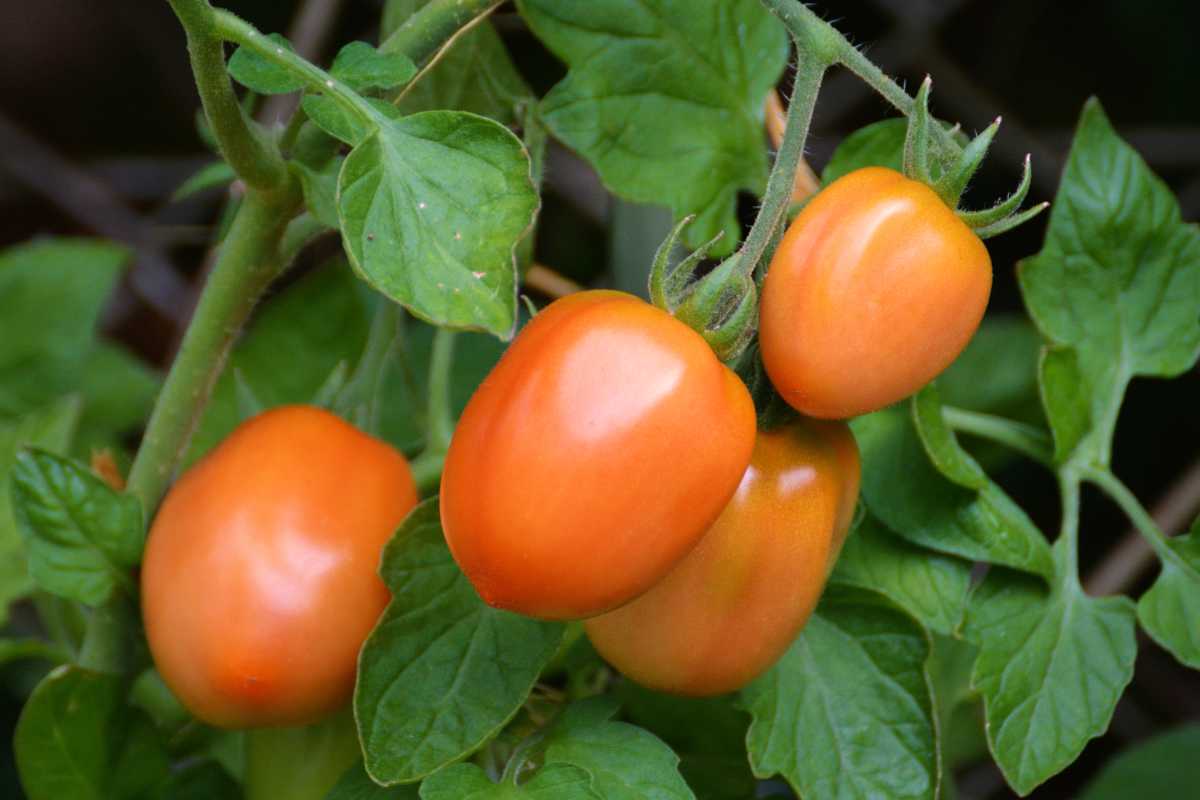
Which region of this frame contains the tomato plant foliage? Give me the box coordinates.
[3,1,1200,799]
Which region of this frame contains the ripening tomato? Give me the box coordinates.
[142,405,417,728]
[585,418,860,695]
[760,167,992,419]
[440,290,756,621]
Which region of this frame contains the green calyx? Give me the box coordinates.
[903,76,1048,239]
[648,216,757,363]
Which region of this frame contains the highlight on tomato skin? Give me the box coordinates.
[759,166,993,420]
[140,405,418,729]
[439,289,758,622]
[584,418,860,696]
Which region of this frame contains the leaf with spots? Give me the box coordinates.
[337,111,538,338]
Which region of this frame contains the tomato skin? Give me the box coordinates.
[760,167,992,419]
[141,405,417,729]
[440,290,757,621]
[585,419,860,695]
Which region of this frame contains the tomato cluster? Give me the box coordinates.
[440,290,757,621]
[143,166,988,725]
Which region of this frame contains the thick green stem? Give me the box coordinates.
[941,406,1055,468]
[167,0,287,190]
[380,0,502,66]
[78,595,135,675]
[127,187,299,513]
[743,42,828,282]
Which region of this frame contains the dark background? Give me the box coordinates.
[2,1,1198,797]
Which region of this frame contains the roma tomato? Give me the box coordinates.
[440,290,756,621]
[585,418,860,695]
[760,166,992,419]
[141,405,417,728]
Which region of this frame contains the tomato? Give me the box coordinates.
[760,166,992,419]
[585,418,860,695]
[141,405,417,728]
[440,290,756,621]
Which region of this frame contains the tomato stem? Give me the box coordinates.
[78,595,136,675]
[212,9,384,130]
[940,406,1054,468]
[1083,466,1200,583]
[761,1,962,160]
[379,0,503,70]
[166,0,288,191]
[127,188,300,513]
[740,39,828,283]
[426,327,459,453]
[1057,475,1083,588]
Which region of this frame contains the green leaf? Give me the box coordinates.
[393,7,530,125]
[926,634,986,774]
[11,449,142,606]
[517,0,787,255]
[15,666,169,800]
[0,397,80,623]
[1037,347,1091,463]
[376,317,508,455]
[821,118,968,187]
[186,263,373,463]
[228,33,305,94]
[852,408,1053,577]
[965,544,1137,795]
[420,763,598,800]
[327,762,420,799]
[76,342,160,457]
[911,385,989,490]
[186,264,508,463]
[303,94,370,146]
[1018,98,1200,466]
[1137,523,1200,669]
[294,154,344,229]
[338,111,537,337]
[938,316,1043,419]
[821,119,906,184]
[542,698,695,800]
[615,685,754,800]
[172,160,236,201]
[741,587,936,800]
[1078,723,1200,800]
[355,500,564,784]
[0,238,128,420]
[332,42,417,92]
[831,514,973,636]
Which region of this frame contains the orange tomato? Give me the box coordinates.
[760,167,992,419]
[440,290,756,621]
[585,418,860,695]
[141,405,417,728]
